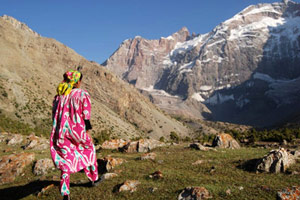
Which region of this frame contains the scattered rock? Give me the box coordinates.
[149,170,163,179]
[256,148,295,173]
[100,173,118,182]
[212,133,240,149]
[120,141,138,153]
[7,134,23,145]
[238,186,244,191]
[149,187,158,193]
[101,139,128,150]
[37,184,55,197]
[118,180,140,192]
[277,186,300,200]
[99,156,126,171]
[120,139,165,153]
[33,158,55,176]
[209,166,216,174]
[140,152,156,160]
[192,160,204,165]
[225,189,231,195]
[0,152,35,185]
[157,160,164,164]
[138,139,165,153]
[0,132,9,142]
[292,171,300,175]
[178,186,212,200]
[3,148,12,153]
[23,134,49,150]
[189,143,215,151]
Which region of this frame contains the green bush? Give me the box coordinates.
[183,136,191,142]
[159,136,165,142]
[170,131,180,142]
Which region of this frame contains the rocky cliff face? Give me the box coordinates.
[103,1,300,127]
[0,15,190,139]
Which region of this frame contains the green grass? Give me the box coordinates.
[0,144,299,200]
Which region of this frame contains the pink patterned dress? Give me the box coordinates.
[50,88,98,196]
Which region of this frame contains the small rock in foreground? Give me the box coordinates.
[99,156,126,172]
[118,180,140,192]
[140,152,156,160]
[7,134,23,145]
[100,173,118,182]
[178,186,212,200]
[0,152,35,185]
[149,170,163,179]
[33,158,55,176]
[277,186,300,200]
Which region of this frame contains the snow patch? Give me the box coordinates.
[191,93,205,102]
[142,85,180,98]
[200,85,212,91]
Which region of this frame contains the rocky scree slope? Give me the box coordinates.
[103,0,300,127]
[0,15,190,139]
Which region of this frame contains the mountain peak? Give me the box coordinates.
[1,15,40,37]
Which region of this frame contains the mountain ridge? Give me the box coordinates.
[103,0,300,127]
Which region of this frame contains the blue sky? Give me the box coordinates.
[1,0,299,63]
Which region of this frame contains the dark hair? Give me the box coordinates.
[79,73,83,81]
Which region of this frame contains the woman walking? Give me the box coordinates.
[50,70,100,200]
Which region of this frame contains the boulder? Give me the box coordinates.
[137,139,165,153]
[101,139,128,150]
[277,186,300,200]
[256,148,296,173]
[189,143,215,151]
[119,180,140,192]
[119,139,165,153]
[178,186,212,200]
[23,134,49,150]
[192,160,204,165]
[140,152,156,160]
[0,152,35,185]
[33,158,55,175]
[100,156,125,171]
[149,171,163,179]
[7,134,23,145]
[0,132,9,142]
[212,133,240,149]
[99,173,118,182]
[120,141,138,153]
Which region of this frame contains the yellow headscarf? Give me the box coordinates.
[57,70,81,96]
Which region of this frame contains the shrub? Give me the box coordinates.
[170,131,179,142]
[183,136,191,142]
[159,136,165,142]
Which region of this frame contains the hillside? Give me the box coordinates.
[0,15,190,140]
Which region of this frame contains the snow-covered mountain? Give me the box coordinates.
[103,0,300,127]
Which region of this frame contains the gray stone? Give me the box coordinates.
[256,148,296,173]
[33,158,55,176]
